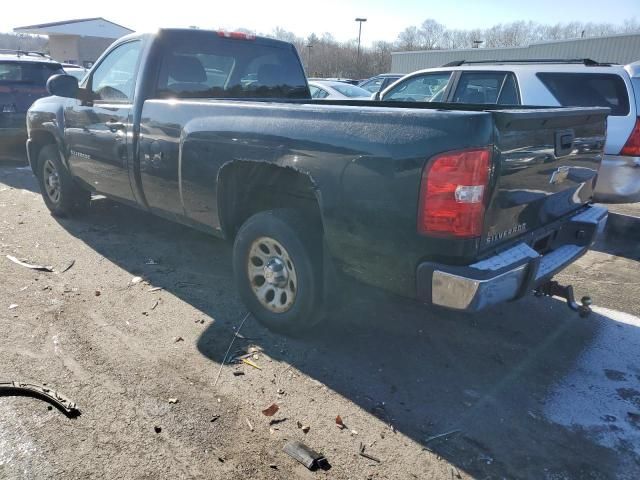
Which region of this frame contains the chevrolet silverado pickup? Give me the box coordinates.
[26,28,608,334]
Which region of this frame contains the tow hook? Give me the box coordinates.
[534,280,592,317]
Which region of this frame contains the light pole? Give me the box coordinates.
[355,18,367,68]
[306,44,313,75]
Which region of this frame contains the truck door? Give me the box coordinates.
[64,40,142,202]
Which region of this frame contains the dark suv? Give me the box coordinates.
[0,50,63,160]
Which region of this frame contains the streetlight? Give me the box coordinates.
[306,44,313,74]
[355,18,367,66]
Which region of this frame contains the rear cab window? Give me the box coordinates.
[154,31,309,100]
[536,72,630,116]
[452,71,520,105]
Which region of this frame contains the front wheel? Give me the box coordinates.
[37,144,90,216]
[232,209,325,335]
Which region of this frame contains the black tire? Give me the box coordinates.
[232,209,325,335]
[37,144,90,216]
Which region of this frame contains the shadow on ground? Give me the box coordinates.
[6,166,639,479]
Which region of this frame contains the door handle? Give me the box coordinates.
[106,120,125,132]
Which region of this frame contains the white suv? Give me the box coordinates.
[378,60,640,203]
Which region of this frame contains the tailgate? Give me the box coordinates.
[481,107,608,252]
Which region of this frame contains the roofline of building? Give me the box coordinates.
[14,17,133,34]
[391,31,640,56]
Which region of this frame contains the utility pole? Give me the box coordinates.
[355,17,367,74]
[306,44,313,75]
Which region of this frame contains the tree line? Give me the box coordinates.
[1,18,638,79]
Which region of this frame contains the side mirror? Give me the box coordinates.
[47,74,79,98]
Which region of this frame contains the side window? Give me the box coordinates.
[361,78,383,93]
[309,85,319,97]
[90,41,142,102]
[536,72,630,116]
[497,73,519,105]
[383,72,451,102]
[452,72,511,104]
[313,87,329,99]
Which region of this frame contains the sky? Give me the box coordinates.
[3,0,638,45]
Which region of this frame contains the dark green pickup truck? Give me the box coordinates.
[26,28,608,334]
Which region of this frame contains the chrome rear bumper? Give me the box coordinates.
[416,205,608,312]
[594,154,640,203]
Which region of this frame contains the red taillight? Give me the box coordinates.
[217,30,255,40]
[620,117,640,156]
[418,147,491,238]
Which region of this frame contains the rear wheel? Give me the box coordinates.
[232,209,324,335]
[37,145,90,216]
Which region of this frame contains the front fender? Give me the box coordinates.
[26,97,68,173]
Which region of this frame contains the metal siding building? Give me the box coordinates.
[14,18,133,68]
[391,33,640,73]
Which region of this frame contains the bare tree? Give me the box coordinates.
[418,19,445,50]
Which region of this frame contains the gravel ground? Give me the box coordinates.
[1,162,639,479]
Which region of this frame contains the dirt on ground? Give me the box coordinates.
[1,162,639,479]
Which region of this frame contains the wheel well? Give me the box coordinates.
[218,162,323,239]
[28,131,57,172]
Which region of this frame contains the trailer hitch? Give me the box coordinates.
[534,280,592,317]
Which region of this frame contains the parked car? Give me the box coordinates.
[378,59,640,203]
[309,77,359,85]
[62,63,88,82]
[308,80,371,99]
[27,29,607,335]
[0,50,63,160]
[358,73,403,94]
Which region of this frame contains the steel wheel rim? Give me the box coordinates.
[247,236,297,313]
[43,159,61,204]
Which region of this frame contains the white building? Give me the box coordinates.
[14,17,133,68]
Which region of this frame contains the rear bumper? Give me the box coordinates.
[0,127,27,160]
[416,205,608,312]
[594,154,640,203]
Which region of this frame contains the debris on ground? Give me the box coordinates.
[245,418,254,431]
[358,442,381,463]
[232,371,245,376]
[59,259,75,273]
[148,286,163,292]
[0,381,80,418]
[150,299,160,310]
[423,429,461,445]
[174,336,184,343]
[6,255,54,272]
[269,418,287,426]
[283,440,330,471]
[8,304,18,310]
[168,398,179,404]
[262,403,279,417]
[276,388,285,395]
[336,415,346,429]
[94,291,101,297]
[210,415,220,423]
[130,276,144,285]
[302,425,310,433]
[242,358,262,370]
[154,426,162,433]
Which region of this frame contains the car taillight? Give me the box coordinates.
[620,117,640,156]
[418,147,491,238]
[217,30,256,40]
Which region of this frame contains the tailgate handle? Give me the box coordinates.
[555,129,574,157]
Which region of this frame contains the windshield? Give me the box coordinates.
[331,83,371,97]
